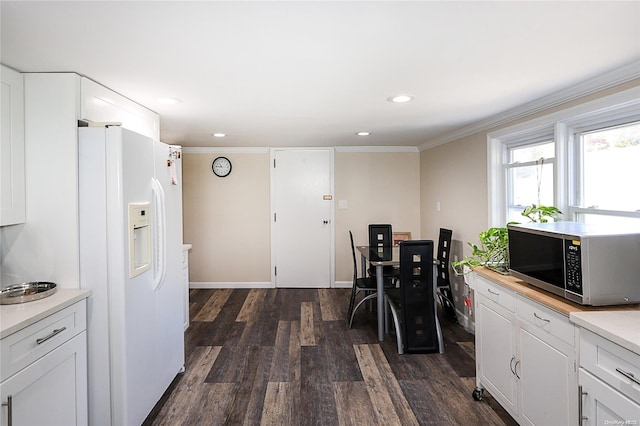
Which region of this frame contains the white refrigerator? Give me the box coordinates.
[78,126,185,426]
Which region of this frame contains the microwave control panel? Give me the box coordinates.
[564,238,582,295]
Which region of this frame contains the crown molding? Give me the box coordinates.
[182,147,270,154]
[418,59,640,151]
[335,146,418,153]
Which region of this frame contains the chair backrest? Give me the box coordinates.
[368,224,392,249]
[436,228,453,289]
[399,240,438,353]
[349,230,358,280]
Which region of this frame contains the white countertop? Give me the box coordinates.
[1,288,91,339]
[570,310,640,355]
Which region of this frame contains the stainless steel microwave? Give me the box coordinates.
[507,222,640,306]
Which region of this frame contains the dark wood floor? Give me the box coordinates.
[143,288,517,426]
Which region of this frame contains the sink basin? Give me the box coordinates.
[0,282,57,305]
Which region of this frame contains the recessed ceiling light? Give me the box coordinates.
[157,97,182,105]
[387,94,415,103]
[356,132,370,136]
[212,133,226,138]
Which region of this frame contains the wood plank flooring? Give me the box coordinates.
[144,288,517,426]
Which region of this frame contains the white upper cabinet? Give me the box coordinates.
[80,77,159,140]
[0,65,26,226]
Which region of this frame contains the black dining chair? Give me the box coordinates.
[368,224,398,281]
[436,228,457,322]
[385,240,444,354]
[348,230,377,328]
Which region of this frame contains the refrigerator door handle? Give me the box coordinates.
[151,177,167,291]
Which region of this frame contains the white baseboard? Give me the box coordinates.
[189,281,274,289]
[189,281,353,289]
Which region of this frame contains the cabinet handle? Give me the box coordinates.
[509,356,516,375]
[487,288,500,296]
[615,367,640,385]
[2,394,12,426]
[533,312,551,323]
[514,359,521,379]
[578,385,588,425]
[36,327,66,345]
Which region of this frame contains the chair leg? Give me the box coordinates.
[385,295,404,355]
[347,286,358,326]
[349,293,377,328]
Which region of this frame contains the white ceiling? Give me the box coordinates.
[2,1,639,148]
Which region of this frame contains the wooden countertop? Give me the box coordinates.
[473,267,639,316]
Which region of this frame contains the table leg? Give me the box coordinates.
[376,264,384,341]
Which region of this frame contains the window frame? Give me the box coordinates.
[488,86,640,228]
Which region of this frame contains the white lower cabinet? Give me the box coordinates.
[518,320,575,426]
[1,332,87,426]
[474,274,577,425]
[1,300,88,426]
[578,329,640,425]
[580,369,639,425]
[476,291,518,414]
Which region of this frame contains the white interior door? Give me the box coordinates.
[271,149,334,288]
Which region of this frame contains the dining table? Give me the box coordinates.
[356,244,440,343]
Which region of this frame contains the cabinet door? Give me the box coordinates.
[476,296,518,415]
[1,332,88,426]
[580,369,640,426]
[518,325,576,426]
[0,65,25,226]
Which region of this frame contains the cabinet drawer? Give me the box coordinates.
[516,295,575,346]
[1,300,87,381]
[580,329,640,404]
[476,275,515,312]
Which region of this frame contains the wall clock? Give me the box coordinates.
[212,156,232,177]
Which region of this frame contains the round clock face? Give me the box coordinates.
[212,156,232,177]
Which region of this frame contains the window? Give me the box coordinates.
[506,141,555,223]
[571,121,640,223]
[488,87,640,227]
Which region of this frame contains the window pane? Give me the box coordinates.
[508,163,554,223]
[509,142,554,163]
[581,122,640,211]
[577,213,640,227]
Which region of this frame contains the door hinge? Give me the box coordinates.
[274,212,277,222]
[273,159,276,168]
[275,266,277,276]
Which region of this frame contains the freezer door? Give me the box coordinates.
[153,140,185,391]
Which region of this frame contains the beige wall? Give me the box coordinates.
[182,149,421,285]
[334,150,421,283]
[183,152,271,282]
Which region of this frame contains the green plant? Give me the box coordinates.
[452,204,562,275]
[452,226,512,275]
[521,204,562,223]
